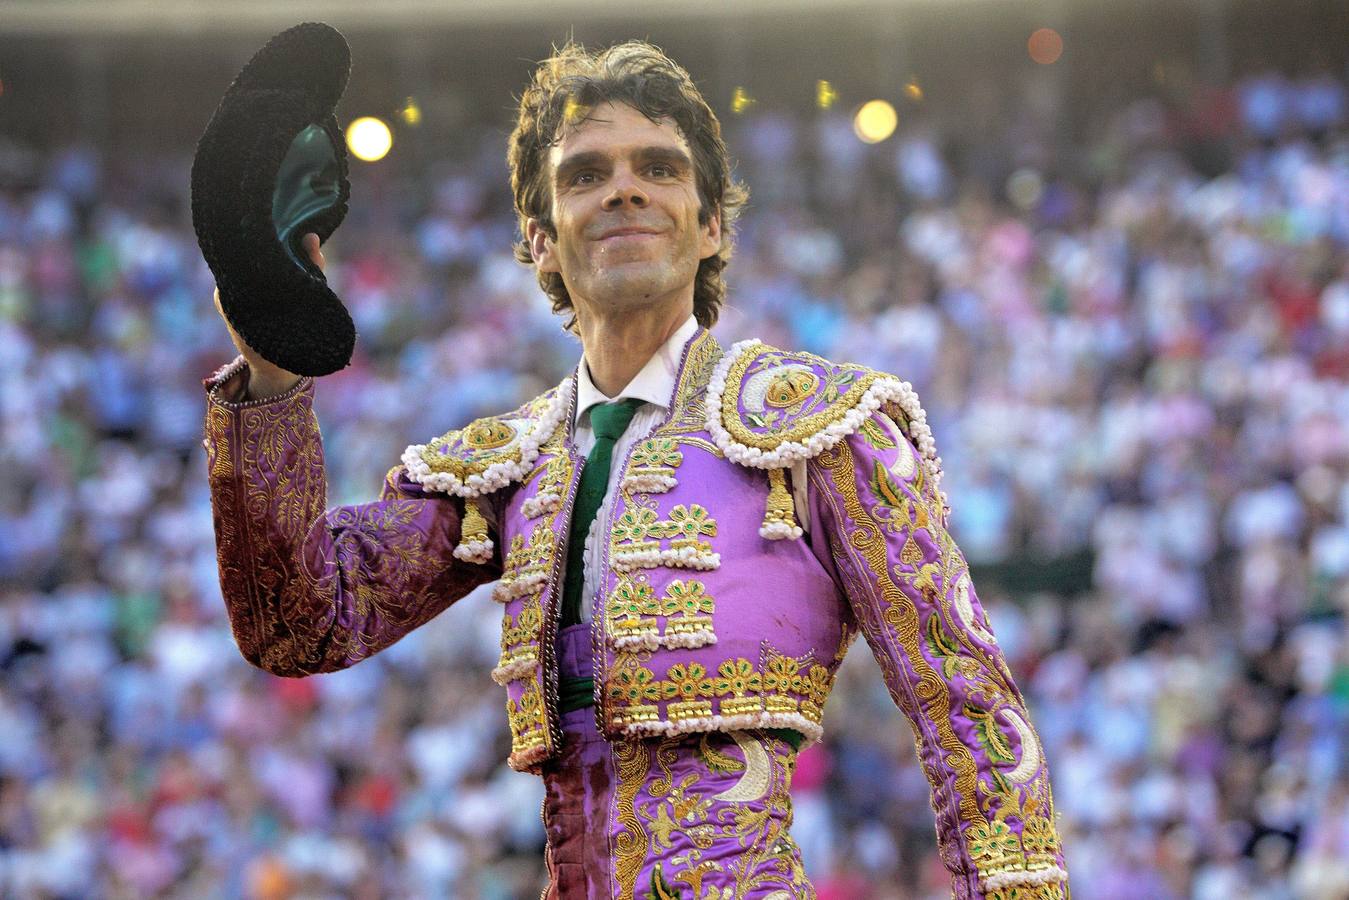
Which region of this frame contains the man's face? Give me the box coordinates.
[528,101,721,323]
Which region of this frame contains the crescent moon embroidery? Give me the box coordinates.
[1000,708,1043,783]
[878,412,916,480]
[951,573,995,644]
[712,731,771,802]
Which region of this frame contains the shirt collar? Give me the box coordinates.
[574,314,699,427]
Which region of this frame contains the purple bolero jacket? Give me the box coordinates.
[203,329,1069,898]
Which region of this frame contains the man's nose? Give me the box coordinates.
[602,169,648,209]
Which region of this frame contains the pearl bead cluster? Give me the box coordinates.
[980,865,1069,892]
[611,546,722,573]
[621,710,823,746]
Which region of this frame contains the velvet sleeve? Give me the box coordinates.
[202,356,501,676]
[809,407,1069,899]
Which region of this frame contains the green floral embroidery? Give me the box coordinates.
[661,580,714,616]
[662,663,712,701]
[967,819,1020,865]
[613,507,660,543]
[650,504,717,542]
[631,438,683,470]
[609,581,660,618]
[713,658,762,696]
[610,665,663,703]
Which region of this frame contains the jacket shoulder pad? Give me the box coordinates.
[705,339,943,477]
[401,376,573,497]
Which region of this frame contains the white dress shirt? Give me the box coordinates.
[569,316,809,624]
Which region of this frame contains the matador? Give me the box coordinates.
[203,39,1069,900]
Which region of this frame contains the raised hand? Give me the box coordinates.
[212,232,325,399]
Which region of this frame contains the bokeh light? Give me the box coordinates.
[731,86,755,114]
[1006,167,1044,210]
[853,99,897,143]
[345,116,392,162]
[903,79,923,101]
[1028,28,1064,65]
[398,97,421,127]
[816,80,838,110]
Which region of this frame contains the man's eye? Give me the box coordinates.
[572,171,597,185]
[649,164,675,177]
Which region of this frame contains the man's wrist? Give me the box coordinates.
[242,368,302,401]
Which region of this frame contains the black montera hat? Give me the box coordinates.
[191,22,355,377]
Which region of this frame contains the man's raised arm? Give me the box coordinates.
[202,232,500,676]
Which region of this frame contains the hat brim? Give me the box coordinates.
[191,22,356,377]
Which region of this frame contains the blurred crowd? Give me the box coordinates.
[1,62,1348,899]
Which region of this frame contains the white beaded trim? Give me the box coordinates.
[620,472,678,493]
[490,571,547,603]
[706,339,950,517]
[619,710,823,747]
[611,547,721,573]
[610,630,717,651]
[401,376,573,498]
[759,520,803,541]
[490,655,537,686]
[452,539,493,564]
[521,492,563,518]
[980,865,1069,891]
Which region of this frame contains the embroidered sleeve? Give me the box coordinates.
[202,357,501,676]
[810,407,1069,899]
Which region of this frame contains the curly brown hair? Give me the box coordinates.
[508,40,748,332]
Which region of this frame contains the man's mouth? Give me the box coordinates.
[597,227,662,241]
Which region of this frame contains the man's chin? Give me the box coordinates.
[587,267,674,303]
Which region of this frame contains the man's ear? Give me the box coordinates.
[699,205,722,260]
[527,218,560,274]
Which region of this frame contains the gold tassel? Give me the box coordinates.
[760,467,802,540]
[454,497,494,563]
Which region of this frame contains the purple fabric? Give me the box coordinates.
[542,625,812,898]
[541,702,615,899]
[557,622,594,682]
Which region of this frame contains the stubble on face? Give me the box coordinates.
[537,102,717,323]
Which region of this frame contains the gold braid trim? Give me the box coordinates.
[816,440,986,869]
[612,738,650,900]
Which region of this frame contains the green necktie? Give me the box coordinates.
[557,398,642,715]
[560,397,644,631]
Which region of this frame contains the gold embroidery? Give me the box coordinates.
[762,467,801,536]
[817,437,1065,888]
[663,579,713,617]
[625,437,685,492]
[505,680,547,750]
[763,368,819,410]
[599,332,722,729]
[607,578,717,649]
[639,729,815,898]
[460,499,489,544]
[612,739,650,900]
[605,651,834,730]
[631,437,683,471]
[463,418,516,450]
[722,347,881,450]
[494,596,543,681]
[817,440,982,852]
[651,504,717,547]
[415,388,561,479]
